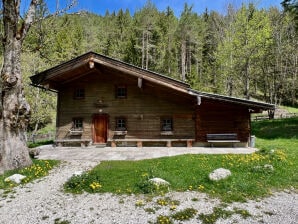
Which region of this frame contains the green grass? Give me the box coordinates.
[0,159,59,189]
[27,140,54,148]
[64,118,298,202]
[280,105,298,114]
[252,117,297,139]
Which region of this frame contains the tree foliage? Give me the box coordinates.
[5,1,297,136]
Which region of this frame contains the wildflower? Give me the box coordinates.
[157,198,168,206]
[198,184,205,191]
[141,173,149,177]
[135,200,145,207]
[170,205,177,210]
[89,182,102,191]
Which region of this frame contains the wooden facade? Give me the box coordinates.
[30,52,275,147]
[195,100,250,144]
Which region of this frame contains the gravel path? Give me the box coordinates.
[0,160,297,224]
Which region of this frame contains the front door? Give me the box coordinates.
[92,114,108,143]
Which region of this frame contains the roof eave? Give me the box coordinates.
[189,90,275,111]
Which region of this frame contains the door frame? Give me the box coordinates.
[92,113,109,143]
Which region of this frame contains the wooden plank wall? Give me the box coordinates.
[56,68,196,141]
[196,99,250,143]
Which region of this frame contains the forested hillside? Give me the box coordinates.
[5,2,297,131]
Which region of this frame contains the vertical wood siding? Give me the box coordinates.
[195,99,250,143]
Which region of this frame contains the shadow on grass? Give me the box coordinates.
[252,117,298,139]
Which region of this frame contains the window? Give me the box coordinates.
[116,86,127,98]
[74,88,85,99]
[116,117,126,131]
[161,118,173,131]
[73,118,83,130]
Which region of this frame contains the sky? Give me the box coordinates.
[33,0,283,16]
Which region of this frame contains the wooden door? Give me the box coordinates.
[92,114,108,143]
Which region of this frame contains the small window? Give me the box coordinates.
[116,86,127,98]
[73,118,83,130]
[74,88,85,99]
[116,117,126,131]
[161,118,173,131]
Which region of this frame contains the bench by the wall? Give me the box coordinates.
[206,133,240,147]
[108,139,195,147]
[54,139,91,147]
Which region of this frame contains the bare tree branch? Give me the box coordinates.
[19,0,39,41]
[19,0,77,41]
[53,0,77,16]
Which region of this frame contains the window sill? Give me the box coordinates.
[114,131,127,135]
[160,131,174,136]
[69,130,83,136]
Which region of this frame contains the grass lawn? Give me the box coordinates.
[0,159,59,189]
[64,117,298,202]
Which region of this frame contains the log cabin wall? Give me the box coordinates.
[55,68,196,142]
[195,99,250,146]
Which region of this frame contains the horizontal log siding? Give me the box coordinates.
[196,100,250,143]
[56,70,195,141]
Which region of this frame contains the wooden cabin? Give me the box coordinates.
[30,52,275,147]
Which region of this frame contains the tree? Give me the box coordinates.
[22,52,56,133]
[176,3,200,82]
[282,0,298,30]
[259,7,298,105]
[201,10,223,93]
[216,4,238,96]
[134,0,159,69]
[155,6,178,78]
[217,4,273,99]
[0,0,38,174]
[0,0,75,174]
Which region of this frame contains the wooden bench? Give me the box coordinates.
[54,139,91,147]
[108,139,195,148]
[254,115,270,121]
[206,134,240,147]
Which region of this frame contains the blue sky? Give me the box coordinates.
[22,0,283,16]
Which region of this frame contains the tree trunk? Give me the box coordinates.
[244,60,250,100]
[0,0,37,174]
[141,31,145,69]
[181,40,186,81]
[145,30,149,70]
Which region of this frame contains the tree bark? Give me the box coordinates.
[141,30,145,69]
[181,40,186,81]
[0,0,38,174]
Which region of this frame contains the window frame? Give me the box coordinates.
[72,118,83,130]
[115,85,127,99]
[161,117,173,132]
[115,117,127,131]
[74,88,85,99]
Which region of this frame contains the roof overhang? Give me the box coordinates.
[189,90,275,112]
[30,52,190,94]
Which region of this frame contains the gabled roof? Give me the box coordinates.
[30,51,275,111]
[30,51,190,93]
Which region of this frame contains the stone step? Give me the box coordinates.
[94,143,107,148]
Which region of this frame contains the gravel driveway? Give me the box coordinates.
[0,148,297,224]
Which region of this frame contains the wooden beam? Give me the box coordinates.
[138,78,142,88]
[197,96,201,105]
[89,60,95,69]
